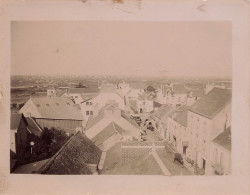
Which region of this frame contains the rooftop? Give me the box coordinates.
[30,97,84,120]
[173,109,188,127]
[189,88,232,119]
[213,126,231,151]
[39,131,102,175]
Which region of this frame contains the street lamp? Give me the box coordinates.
[30,141,35,154]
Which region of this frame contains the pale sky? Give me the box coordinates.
[11,21,232,78]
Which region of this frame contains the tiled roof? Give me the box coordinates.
[173,110,188,127]
[213,126,231,151]
[11,113,24,130]
[31,97,84,120]
[189,88,232,119]
[172,84,187,94]
[39,131,102,174]
[26,117,43,136]
[91,122,117,147]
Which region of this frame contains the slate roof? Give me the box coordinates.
[189,88,232,119]
[39,131,102,175]
[173,110,188,127]
[11,113,24,130]
[212,126,231,151]
[30,97,84,120]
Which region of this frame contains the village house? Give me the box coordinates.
[19,97,84,134]
[208,126,231,175]
[166,83,188,106]
[185,88,232,175]
[167,106,189,155]
[84,103,141,151]
[91,92,125,113]
[58,87,100,104]
[10,113,43,168]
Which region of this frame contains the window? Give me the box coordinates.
[86,111,89,115]
[90,102,93,105]
[90,111,93,115]
[46,104,50,107]
[86,102,89,105]
[36,104,40,107]
[56,103,59,106]
[66,102,70,105]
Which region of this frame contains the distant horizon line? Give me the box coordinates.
[11,73,232,81]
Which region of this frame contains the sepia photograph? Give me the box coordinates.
[0,0,249,194]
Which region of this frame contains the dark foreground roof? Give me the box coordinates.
[189,88,232,119]
[39,131,102,175]
[213,126,231,151]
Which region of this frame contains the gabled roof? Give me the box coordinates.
[91,122,117,147]
[11,113,25,130]
[212,126,231,151]
[39,131,102,175]
[85,112,105,130]
[30,97,84,120]
[189,88,232,119]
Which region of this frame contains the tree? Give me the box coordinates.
[146,85,156,93]
[24,128,70,164]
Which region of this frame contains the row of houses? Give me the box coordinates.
[152,87,232,175]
